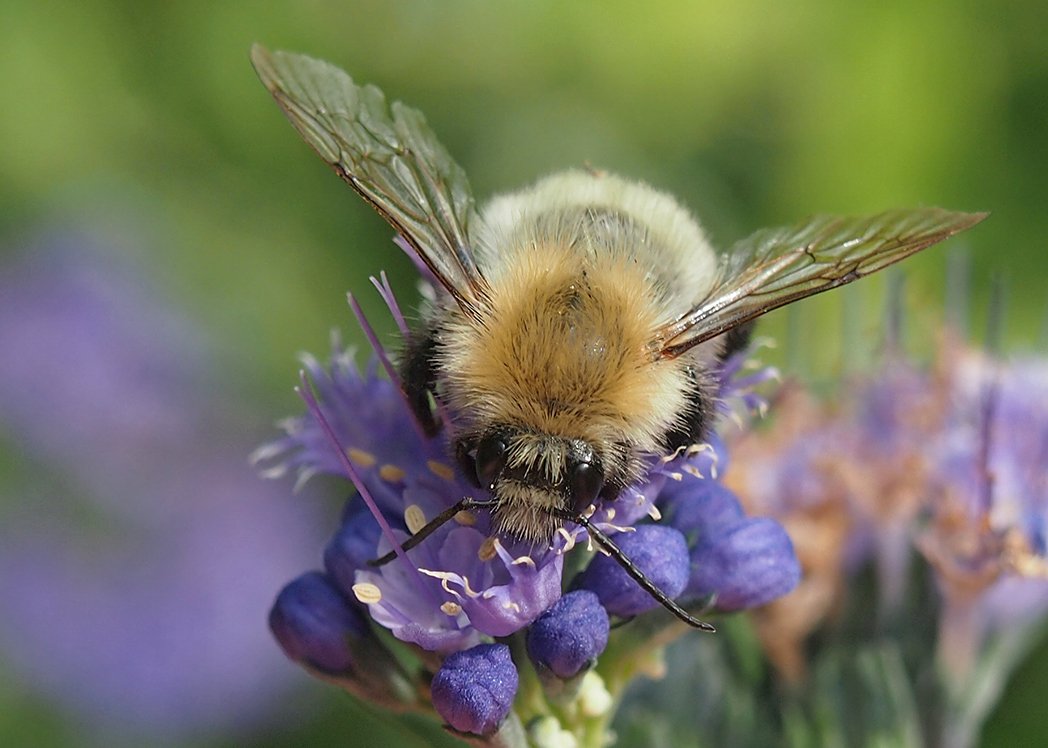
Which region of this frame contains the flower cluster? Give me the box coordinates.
[0,230,325,739]
[256,280,799,743]
[712,333,1048,748]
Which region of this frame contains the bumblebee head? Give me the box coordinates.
[455,426,622,524]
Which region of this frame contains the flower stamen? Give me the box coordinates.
[352,582,383,604]
[478,537,498,562]
[347,448,376,467]
[404,505,427,535]
[427,460,455,481]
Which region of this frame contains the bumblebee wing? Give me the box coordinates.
[654,208,987,359]
[251,45,489,317]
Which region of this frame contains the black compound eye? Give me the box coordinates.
[475,435,508,489]
[569,461,604,514]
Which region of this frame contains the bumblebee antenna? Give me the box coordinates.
[368,497,497,567]
[553,508,715,632]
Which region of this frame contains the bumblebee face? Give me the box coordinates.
[455,427,624,540]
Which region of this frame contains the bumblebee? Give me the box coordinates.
[252,46,985,627]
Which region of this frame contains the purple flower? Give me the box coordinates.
[526,590,610,678]
[270,571,368,674]
[687,517,801,611]
[661,474,746,538]
[431,643,519,736]
[261,340,566,651]
[350,523,564,650]
[717,345,779,421]
[574,525,691,618]
[661,470,800,611]
[918,349,1048,676]
[269,569,415,709]
[0,231,326,737]
[259,267,800,733]
[259,317,800,650]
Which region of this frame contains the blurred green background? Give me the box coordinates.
[1,1,1045,746]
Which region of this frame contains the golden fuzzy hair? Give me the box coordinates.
[440,241,688,453]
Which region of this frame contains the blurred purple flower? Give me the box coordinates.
[725,332,1048,697]
[0,230,325,737]
[917,347,1048,680]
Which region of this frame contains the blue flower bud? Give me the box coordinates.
[526,590,610,678]
[269,571,368,674]
[663,479,745,540]
[323,500,382,592]
[574,525,690,618]
[687,517,800,611]
[431,643,518,735]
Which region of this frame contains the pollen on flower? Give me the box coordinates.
[346,447,376,467]
[405,504,427,535]
[351,582,382,604]
[478,537,498,562]
[427,460,455,481]
[454,510,476,526]
[441,601,462,616]
[379,464,406,482]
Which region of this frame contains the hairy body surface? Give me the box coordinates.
[411,172,729,540]
[253,45,986,625]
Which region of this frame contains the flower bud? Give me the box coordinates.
[663,479,745,539]
[268,571,367,674]
[323,500,382,591]
[574,525,690,618]
[526,590,610,679]
[431,643,518,736]
[687,517,800,611]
